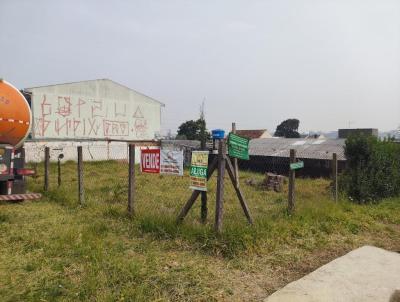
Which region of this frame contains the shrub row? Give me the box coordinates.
[339,135,400,203]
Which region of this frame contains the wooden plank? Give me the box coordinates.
[57,157,61,187]
[177,156,218,223]
[332,152,338,202]
[0,193,42,201]
[128,143,136,215]
[215,140,226,233]
[177,190,201,223]
[232,122,239,187]
[225,155,253,224]
[44,146,50,191]
[77,146,84,205]
[200,191,207,224]
[206,157,218,180]
[200,130,207,223]
[288,149,296,213]
[126,140,161,147]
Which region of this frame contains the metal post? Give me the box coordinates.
[332,152,338,202]
[44,146,50,191]
[215,140,226,233]
[128,143,136,215]
[288,149,296,214]
[77,146,84,205]
[21,148,26,163]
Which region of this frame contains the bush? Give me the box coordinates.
[339,135,400,203]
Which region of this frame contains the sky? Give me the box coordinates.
[1,0,400,134]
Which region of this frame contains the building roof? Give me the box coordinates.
[338,128,378,139]
[24,78,165,106]
[249,138,346,160]
[236,129,272,139]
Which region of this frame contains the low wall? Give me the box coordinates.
[23,140,200,165]
[23,141,156,163]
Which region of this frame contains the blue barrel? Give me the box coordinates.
[212,129,225,139]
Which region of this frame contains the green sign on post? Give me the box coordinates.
[290,161,304,170]
[190,166,208,178]
[228,133,250,160]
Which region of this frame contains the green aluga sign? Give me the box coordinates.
[189,151,209,191]
[228,133,250,160]
[290,161,304,170]
[190,166,208,178]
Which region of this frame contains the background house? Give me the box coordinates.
[236,129,272,139]
[338,128,378,139]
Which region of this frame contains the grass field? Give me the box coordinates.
[1,160,400,301]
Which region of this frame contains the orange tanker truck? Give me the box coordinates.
[0,79,41,201]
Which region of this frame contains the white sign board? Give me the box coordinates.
[29,80,161,141]
[160,149,184,176]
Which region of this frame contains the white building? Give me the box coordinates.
[22,79,164,162]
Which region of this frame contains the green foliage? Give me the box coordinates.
[274,118,300,138]
[339,134,400,203]
[177,118,210,141]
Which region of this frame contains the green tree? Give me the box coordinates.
[177,119,210,141]
[274,119,300,138]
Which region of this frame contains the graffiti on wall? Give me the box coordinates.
[32,93,156,140]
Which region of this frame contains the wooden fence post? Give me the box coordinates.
[176,157,218,224]
[200,131,208,223]
[44,146,50,191]
[57,157,61,187]
[332,152,338,202]
[128,143,136,215]
[232,122,239,187]
[200,191,207,223]
[288,149,296,214]
[77,146,84,205]
[215,140,226,233]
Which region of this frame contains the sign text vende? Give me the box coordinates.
[141,149,161,173]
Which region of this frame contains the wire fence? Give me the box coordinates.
[25,139,343,232]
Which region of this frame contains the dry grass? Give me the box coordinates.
[0,160,399,301]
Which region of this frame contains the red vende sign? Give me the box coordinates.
[140,149,160,173]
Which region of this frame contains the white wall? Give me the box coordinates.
[27,79,162,141]
[24,141,151,164]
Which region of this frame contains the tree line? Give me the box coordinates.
[175,118,301,140]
